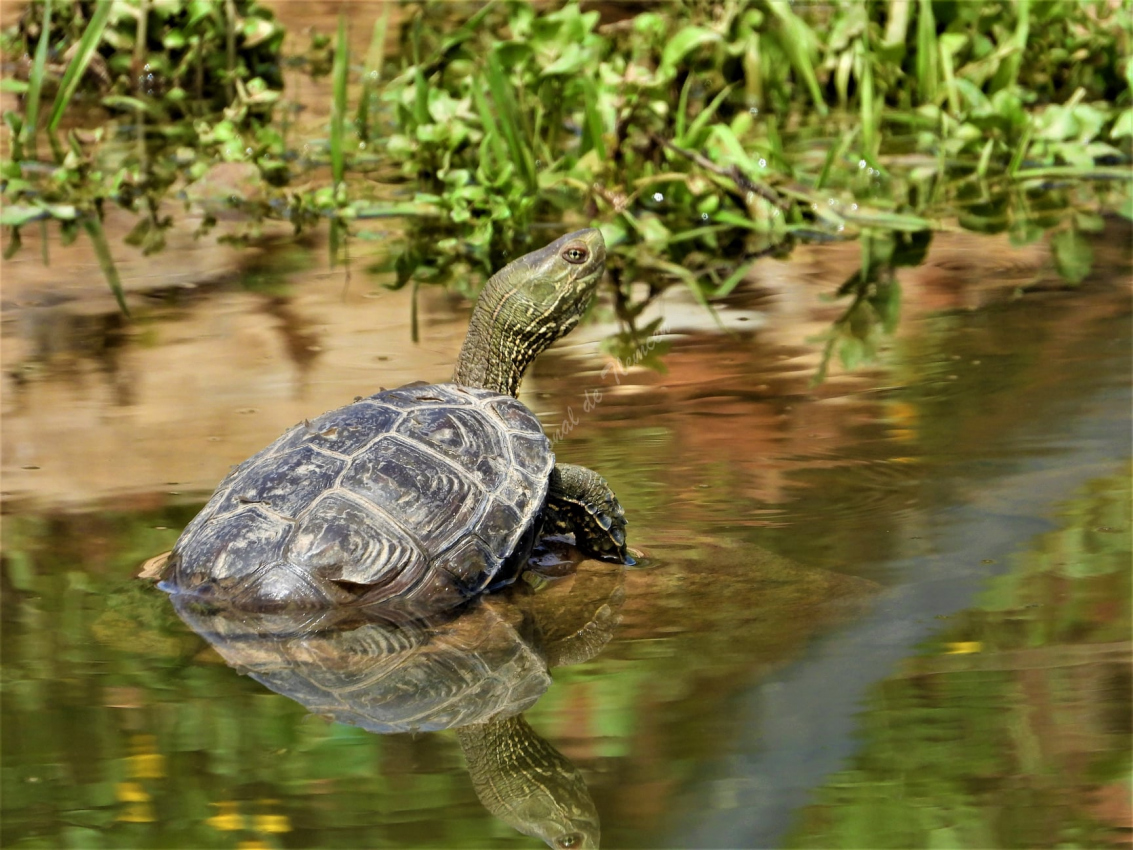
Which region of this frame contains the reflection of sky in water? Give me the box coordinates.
[676,368,1130,849]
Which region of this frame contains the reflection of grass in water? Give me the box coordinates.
[784,466,1132,850]
[0,506,528,847]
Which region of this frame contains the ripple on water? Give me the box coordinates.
[778,451,926,523]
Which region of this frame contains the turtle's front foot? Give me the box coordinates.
[545,464,633,565]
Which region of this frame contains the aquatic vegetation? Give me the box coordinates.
[1,0,1129,369]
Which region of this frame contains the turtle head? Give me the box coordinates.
[453,229,606,397]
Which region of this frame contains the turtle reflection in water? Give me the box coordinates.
[172,552,623,849]
[159,229,631,613]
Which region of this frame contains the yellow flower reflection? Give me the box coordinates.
[945,641,983,654]
[115,781,154,823]
[207,800,248,831]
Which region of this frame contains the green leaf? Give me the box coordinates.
[0,205,43,227]
[712,209,762,230]
[542,43,587,76]
[715,258,756,298]
[124,217,152,247]
[100,95,160,115]
[426,89,460,124]
[660,26,720,73]
[22,0,52,155]
[2,225,21,259]
[82,216,129,315]
[43,203,77,221]
[1050,228,1093,284]
[838,335,866,371]
[1108,108,1133,140]
[580,75,607,160]
[47,0,112,135]
[707,124,760,174]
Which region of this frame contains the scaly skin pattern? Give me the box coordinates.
[457,715,600,849]
[544,464,630,563]
[453,230,606,398]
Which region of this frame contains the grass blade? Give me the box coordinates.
[644,255,724,329]
[995,0,1029,92]
[765,1,828,116]
[816,125,858,191]
[939,33,964,116]
[21,0,53,157]
[858,31,877,157]
[1007,122,1032,177]
[485,51,536,191]
[356,4,391,140]
[715,258,756,298]
[48,0,112,135]
[915,0,938,103]
[675,75,693,142]
[329,216,342,267]
[976,137,994,178]
[82,216,129,316]
[472,84,509,174]
[3,226,22,260]
[410,277,420,343]
[683,83,734,147]
[225,0,236,103]
[580,75,607,160]
[330,14,348,186]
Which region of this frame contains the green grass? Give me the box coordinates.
[0,0,1129,376]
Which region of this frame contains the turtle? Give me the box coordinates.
[170,553,626,849]
[158,228,630,612]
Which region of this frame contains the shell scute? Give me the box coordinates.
[476,498,524,553]
[171,505,292,585]
[377,383,474,408]
[396,406,510,490]
[301,402,403,457]
[213,444,345,519]
[241,559,341,607]
[489,396,546,437]
[338,436,480,551]
[285,492,427,596]
[432,535,501,591]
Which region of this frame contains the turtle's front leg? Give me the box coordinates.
[545,464,633,564]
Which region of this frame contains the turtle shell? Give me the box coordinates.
[161,382,554,611]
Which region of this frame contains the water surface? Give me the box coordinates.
[3,211,1129,849]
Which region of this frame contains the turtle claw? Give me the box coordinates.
[546,463,632,565]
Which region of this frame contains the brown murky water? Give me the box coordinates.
[2,4,1131,849]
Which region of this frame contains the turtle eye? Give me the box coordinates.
[562,244,589,265]
[555,833,583,849]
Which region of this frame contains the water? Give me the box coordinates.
[2,208,1129,849]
